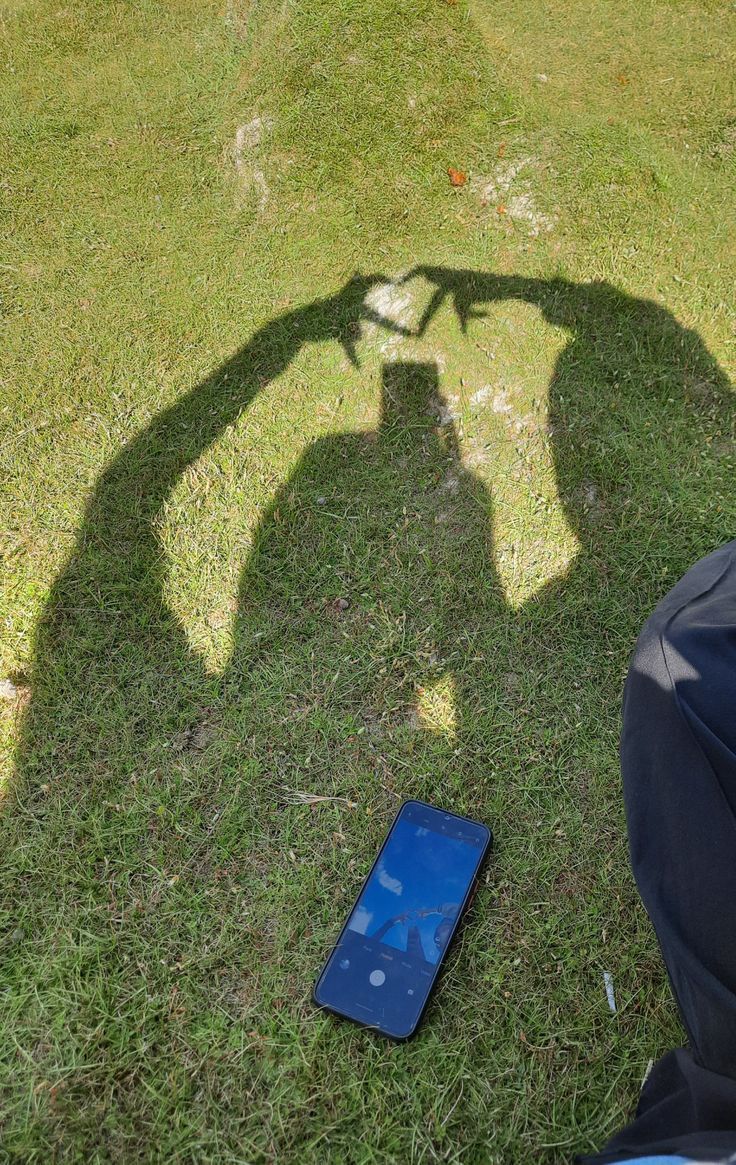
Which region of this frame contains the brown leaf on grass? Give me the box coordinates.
[447,167,467,187]
[497,204,507,215]
[497,142,506,158]
[616,74,630,86]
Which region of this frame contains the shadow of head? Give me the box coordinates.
[396,266,733,567]
[380,361,439,428]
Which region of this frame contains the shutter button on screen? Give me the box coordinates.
[369,969,386,987]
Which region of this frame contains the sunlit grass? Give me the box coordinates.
[1,0,735,1160]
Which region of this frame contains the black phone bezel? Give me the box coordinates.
[312,798,493,1041]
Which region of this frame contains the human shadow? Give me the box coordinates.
[2,268,734,1157]
[225,358,504,791]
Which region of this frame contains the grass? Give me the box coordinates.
[1,0,735,1160]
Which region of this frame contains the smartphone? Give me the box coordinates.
[313,799,492,1040]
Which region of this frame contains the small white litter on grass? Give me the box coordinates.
[470,384,492,407]
[235,118,262,154]
[642,1058,654,1088]
[470,384,517,418]
[603,970,617,1012]
[492,389,514,415]
[365,279,415,325]
[430,392,461,424]
[470,156,557,237]
[363,275,419,359]
[0,679,18,700]
[506,192,556,236]
[233,115,272,212]
[464,439,492,468]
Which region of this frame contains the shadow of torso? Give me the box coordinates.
[225,361,503,799]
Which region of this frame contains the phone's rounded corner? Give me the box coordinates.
[387,1018,420,1043]
[480,822,493,851]
[312,977,327,1010]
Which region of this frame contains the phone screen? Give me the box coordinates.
[314,800,491,1039]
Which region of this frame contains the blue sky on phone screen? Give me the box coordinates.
[346,819,479,964]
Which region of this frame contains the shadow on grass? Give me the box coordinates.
[2,268,734,1156]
